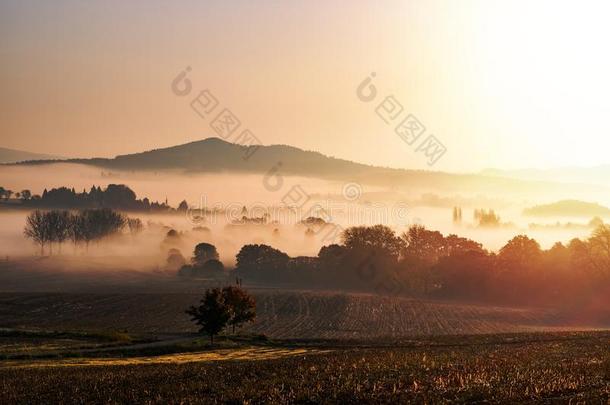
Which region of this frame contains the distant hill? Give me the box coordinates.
[523,200,610,218]
[0,147,62,164]
[10,137,608,194]
[482,166,610,187]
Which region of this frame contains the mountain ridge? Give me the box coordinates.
[0,147,63,164]
[481,166,610,186]
[7,137,608,194]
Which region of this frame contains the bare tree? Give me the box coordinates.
[127,217,143,235]
[45,210,71,254]
[24,210,49,255]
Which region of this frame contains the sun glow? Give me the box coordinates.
[468,0,610,168]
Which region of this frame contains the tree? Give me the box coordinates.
[497,235,542,272]
[235,244,290,274]
[162,229,181,249]
[65,209,126,250]
[167,248,186,271]
[24,210,49,255]
[444,234,485,256]
[76,209,126,247]
[401,225,446,265]
[543,242,570,272]
[45,210,71,254]
[69,211,94,248]
[177,200,189,212]
[222,286,256,334]
[191,259,225,277]
[338,226,405,292]
[193,242,219,266]
[201,259,224,273]
[102,184,138,209]
[434,250,493,299]
[495,235,543,302]
[317,244,347,270]
[127,218,143,235]
[587,224,610,277]
[342,225,404,260]
[400,225,447,295]
[186,288,231,344]
[474,209,500,227]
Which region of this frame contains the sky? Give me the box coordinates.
[1,0,610,172]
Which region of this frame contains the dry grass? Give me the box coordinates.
[1,346,329,369]
[0,332,607,404]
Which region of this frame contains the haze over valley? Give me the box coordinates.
[1,1,609,402]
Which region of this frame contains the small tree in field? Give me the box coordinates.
[222,286,256,334]
[186,288,230,344]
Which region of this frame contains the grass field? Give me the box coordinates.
[0,332,608,403]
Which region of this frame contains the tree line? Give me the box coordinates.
[2,183,189,213]
[0,186,30,200]
[228,224,610,307]
[24,209,142,255]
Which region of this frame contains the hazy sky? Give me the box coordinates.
[1,0,610,172]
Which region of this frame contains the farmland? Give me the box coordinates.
[1,332,608,403]
[1,265,608,403]
[0,291,604,339]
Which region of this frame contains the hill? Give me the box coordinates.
[0,147,62,164]
[10,137,607,194]
[482,166,610,187]
[523,199,610,217]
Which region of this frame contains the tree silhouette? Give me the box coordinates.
[20,189,31,200]
[24,209,128,253]
[177,200,189,212]
[201,259,224,273]
[186,288,231,344]
[167,248,186,272]
[190,258,225,277]
[587,224,610,277]
[193,242,219,266]
[498,235,542,272]
[222,286,256,334]
[45,210,71,254]
[342,225,404,260]
[235,244,290,278]
[127,218,143,235]
[24,210,49,255]
[401,225,445,266]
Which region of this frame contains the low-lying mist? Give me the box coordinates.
[1,162,609,269]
